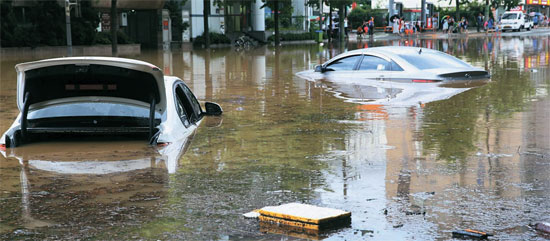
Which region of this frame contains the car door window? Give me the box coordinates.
[174,86,191,127]
[325,55,362,71]
[359,55,403,71]
[180,84,203,122]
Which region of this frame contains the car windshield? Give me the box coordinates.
[501,13,518,20]
[398,52,472,70]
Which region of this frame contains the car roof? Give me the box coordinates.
[325,46,440,66]
[344,46,439,55]
[15,57,166,114]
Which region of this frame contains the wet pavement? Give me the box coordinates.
[1,34,549,240]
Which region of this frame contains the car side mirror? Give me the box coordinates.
[314,65,324,73]
[204,102,223,116]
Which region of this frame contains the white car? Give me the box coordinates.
[301,46,489,83]
[500,11,531,32]
[0,57,222,148]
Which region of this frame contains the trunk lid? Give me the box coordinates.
[424,68,490,80]
[15,57,166,114]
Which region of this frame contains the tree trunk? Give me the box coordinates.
[329,5,333,41]
[339,5,345,42]
[455,0,460,20]
[111,0,118,56]
[203,0,210,48]
[274,0,280,45]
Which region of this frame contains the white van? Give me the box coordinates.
[500,11,532,32]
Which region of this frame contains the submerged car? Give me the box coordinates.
[0,57,222,148]
[306,46,490,83]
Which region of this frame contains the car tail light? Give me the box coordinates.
[157,142,171,147]
[0,144,6,151]
[412,79,437,83]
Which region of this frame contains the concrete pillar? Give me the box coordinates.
[421,0,426,28]
[251,0,265,31]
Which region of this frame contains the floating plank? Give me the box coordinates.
[258,203,351,230]
[452,229,490,239]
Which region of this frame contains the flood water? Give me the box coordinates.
[1,35,549,240]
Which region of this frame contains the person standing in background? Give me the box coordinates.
[477,13,483,32]
[368,17,374,36]
[393,17,399,34]
[344,17,349,37]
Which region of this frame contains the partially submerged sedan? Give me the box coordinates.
[306,46,490,83]
[0,57,222,148]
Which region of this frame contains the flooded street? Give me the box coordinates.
[1,35,549,240]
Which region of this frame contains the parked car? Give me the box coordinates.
[0,57,222,148]
[300,46,489,83]
[500,11,531,32]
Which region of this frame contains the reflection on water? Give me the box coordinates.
[1,35,549,240]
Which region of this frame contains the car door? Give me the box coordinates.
[356,55,404,81]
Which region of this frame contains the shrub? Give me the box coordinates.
[267,32,327,42]
[94,31,135,45]
[193,32,231,47]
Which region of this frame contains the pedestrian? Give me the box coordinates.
[476,13,483,32]
[368,17,374,36]
[344,17,349,37]
[443,18,449,33]
[393,17,399,34]
[363,21,369,38]
[399,17,405,35]
[487,17,493,32]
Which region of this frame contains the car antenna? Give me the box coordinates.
[418,48,422,54]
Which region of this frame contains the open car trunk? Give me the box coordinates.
[5,57,166,147]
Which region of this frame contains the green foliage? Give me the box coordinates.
[262,0,294,29]
[70,0,100,45]
[94,31,134,45]
[348,5,386,29]
[1,0,99,47]
[267,31,327,41]
[193,32,230,47]
[164,0,189,42]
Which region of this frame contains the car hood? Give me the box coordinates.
[15,57,166,114]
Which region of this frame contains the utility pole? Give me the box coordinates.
[203,0,210,48]
[421,0,426,30]
[319,0,323,32]
[65,0,76,56]
[111,0,118,56]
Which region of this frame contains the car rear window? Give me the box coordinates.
[398,52,471,70]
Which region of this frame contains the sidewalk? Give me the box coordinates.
[345,27,550,41]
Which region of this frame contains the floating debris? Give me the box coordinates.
[242,210,260,219]
[535,222,550,234]
[452,229,491,239]
[257,203,351,231]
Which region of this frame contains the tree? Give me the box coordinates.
[493,0,521,10]
[262,0,292,45]
[325,0,352,41]
[164,0,189,42]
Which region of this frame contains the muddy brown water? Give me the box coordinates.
[1,35,549,240]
